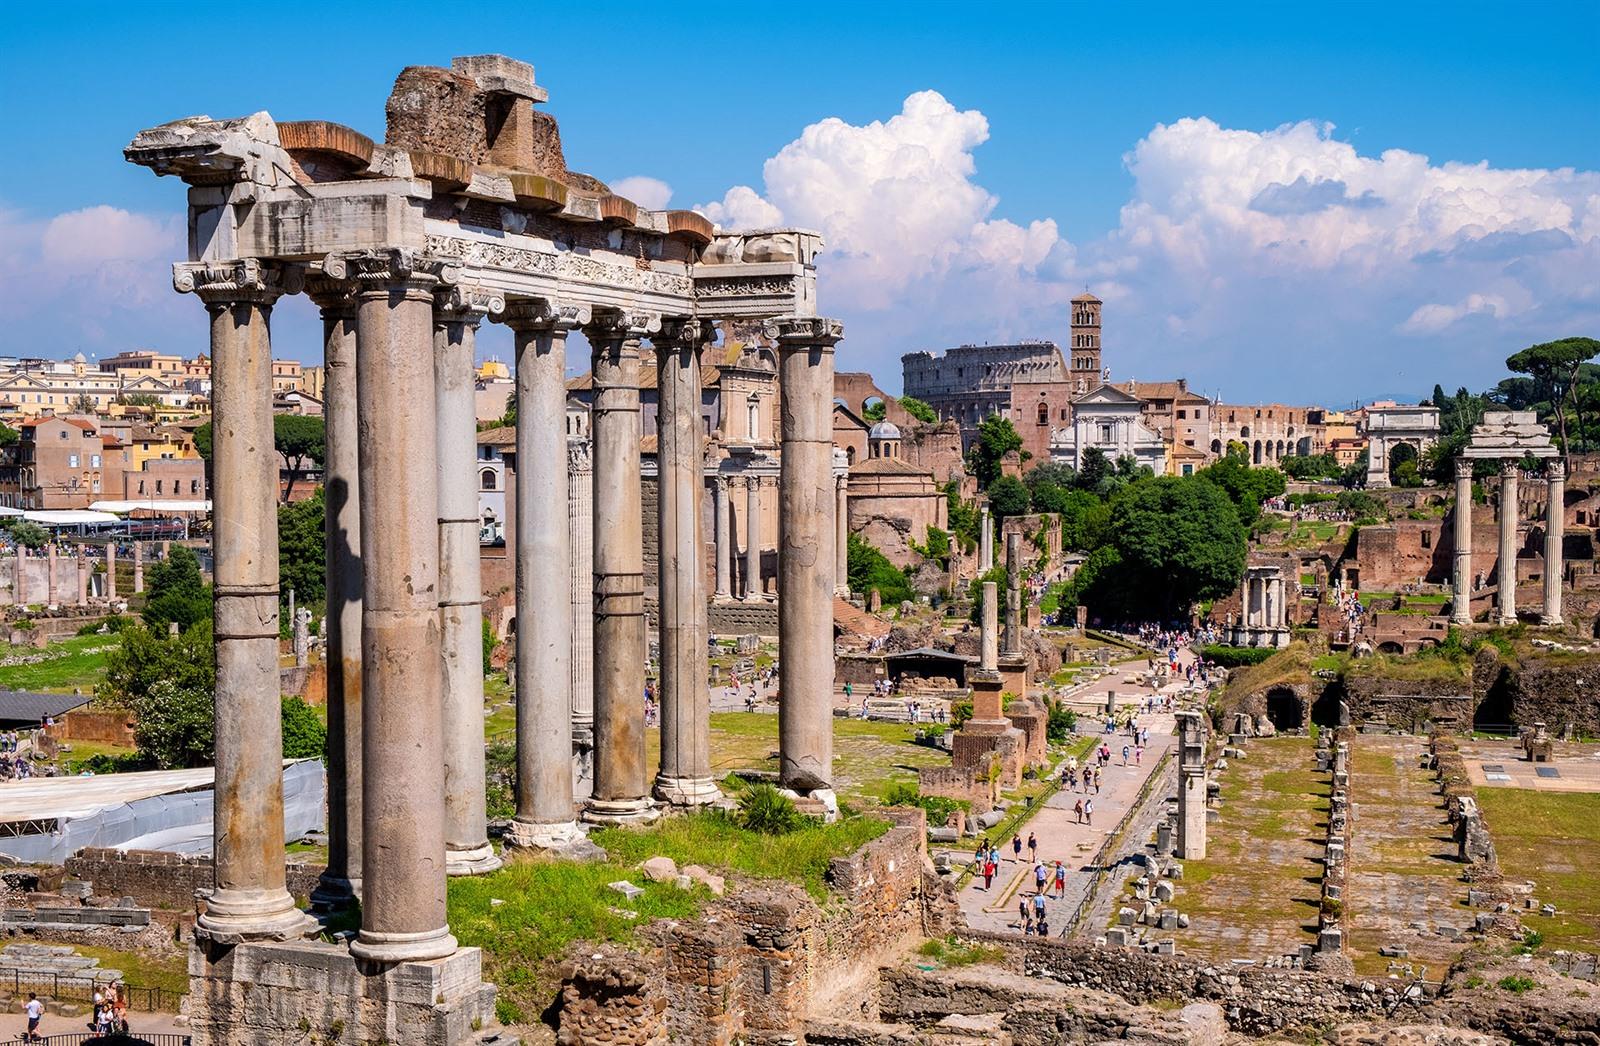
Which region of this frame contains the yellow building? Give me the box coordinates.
[477,358,511,381]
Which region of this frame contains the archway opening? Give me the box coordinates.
[862,396,886,422]
[1265,687,1304,732]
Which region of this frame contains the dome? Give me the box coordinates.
[72,351,87,363]
[868,420,901,441]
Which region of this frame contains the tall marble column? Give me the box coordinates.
[333,248,456,963]
[713,477,732,600]
[132,542,144,594]
[1451,457,1473,625]
[1498,461,1519,626]
[653,320,719,807]
[497,299,588,846]
[744,476,763,601]
[835,474,850,597]
[568,433,595,796]
[14,548,25,607]
[979,506,993,571]
[772,317,843,800]
[1003,531,1021,654]
[174,259,311,943]
[583,312,660,825]
[435,284,504,876]
[1543,459,1565,626]
[45,545,56,606]
[75,547,86,605]
[105,545,116,600]
[306,277,363,909]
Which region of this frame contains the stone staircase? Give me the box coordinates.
[0,942,123,1017]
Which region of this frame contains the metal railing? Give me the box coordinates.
[1062,748,1174,937]
[0,1036,189,1046]
[0,968,184,1014]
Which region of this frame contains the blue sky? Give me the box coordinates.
[1,1,1596,403]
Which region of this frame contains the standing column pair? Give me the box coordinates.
[771,317,844,800]
[175,259,315,944]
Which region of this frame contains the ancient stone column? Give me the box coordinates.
[1451,457,1473,626]
[435,283,504,876]
[584,312,660,825]
[306,277,363,910]
[1498,461,1519,625]
[45,545,56,605]
[713,477,732,600]
[743,476,762,601]
[979,506,993,571]
[333,248,456,963]
[497,299,588,845]
[132,542,143,594]
[1543,459,1564,626]
[1003,531,1021,654]
[653,321,719,807]
[1175,709,1207,860]
[980,580,999,672]
[104,545,115,600]
[174,258,311,943]
[772,317,843,800]
[75,547,86,605]
[568,434,595,796]
[835,474,850,597]
[14,548,25,607]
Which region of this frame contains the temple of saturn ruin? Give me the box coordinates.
[1453,410,1562,626]
[126,54,842,1040]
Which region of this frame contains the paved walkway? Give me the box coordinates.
[955,643,1194,936]
[0,1009,186,1039]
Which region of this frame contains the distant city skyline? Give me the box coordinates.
[1,2,1595,403]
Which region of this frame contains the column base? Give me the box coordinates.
[581,796,661,826]
[445,842,504,877]
[308,873,361,912]
[1498,614,1518,625]
[1541,614,1563,626]
[505,818,587,850]
[195,888,319,946]
[349,925,459,964]
[652,773,723,808]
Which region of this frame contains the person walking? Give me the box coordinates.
[1018,897,1030,930]
[1011,833,1022,862]
[1135,743,1144,766]
[1053,860,1067,898]
[1121,744,1130,766]
[1026,832,1038,864]
[1033,861,1047,895]
[1031,890,1046,925]
[1084,797,1095,826]
[1073,798,1084,824]
[23,992,42,1043]
[982,852,996,890]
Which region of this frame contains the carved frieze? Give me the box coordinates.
[425,234,693,296]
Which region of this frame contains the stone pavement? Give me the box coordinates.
[0,1008,186,1038]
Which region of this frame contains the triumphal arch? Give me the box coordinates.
[126,54,841,1042]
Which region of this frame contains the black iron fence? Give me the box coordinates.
[0,968,184,1014]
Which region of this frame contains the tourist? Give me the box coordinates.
[982,852,996,890]
[1026,832,1038,863]
[1135,743,1144,766]
[1073,798,1083,824]
[1054,860,1066,898]
[1031,891,1046,924]
[1018,897,1030,930]
[1036,914,1049,937]
[1011,833,1022,862]
[111,983,128,1033]
[1121,744,1130,766]
[1084,797,1094,825]
[1034,861,1047,894]
[24,992,42,1042]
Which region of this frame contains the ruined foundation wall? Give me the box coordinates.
[63,848,324,912]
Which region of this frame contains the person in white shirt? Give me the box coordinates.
[24,993,42,1041]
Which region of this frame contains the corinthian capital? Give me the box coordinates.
[763,315,844,347]
[653,318,712,352]
[323,248,459,291]
[1547,457,1565,481]
[497,297,592,333]
[585,309,663,340]
[1454,457,1474,480]
[173,259,302,305]
[436,283,506,324]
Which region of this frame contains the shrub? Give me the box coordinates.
[1199,644,1277,668]
[949,699,973,729]
[77,614,129,636]
[738,783,804,835]
[883,781,965,825]
[280,696,327,760]
[1046,700,1077,742]
[1497,975,1537,994]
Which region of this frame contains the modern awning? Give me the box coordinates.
[89,500,212,514]
[21,510,122,526]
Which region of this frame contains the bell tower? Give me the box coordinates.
[1068,292,1103,392]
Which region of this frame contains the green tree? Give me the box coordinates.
[1386,441,1421,487]
[985,475,1030,521]
[142,545,212,632]
[1057,489,1111,551]
[278,487,326,604]
[100,621,216,707]
[943,481,979,551]
[1194,455,1285,525]
[70,393,96,414]
[274,414,325,503]
[280,696,327,760]
[965,414,1023,488]
[6,521,47,549]
[120,392,163,408]
[862,399,887,422]
[1506,337,1599,461]
[1279,453,1341,480]
[847,533,912,606]
[131,679,216,769]
[482,618,497,676]
[1023,462,1075,513]
[0,423,18,448]
[896,395,937,424]
[192,421,213,461]
[966,564,1007,609]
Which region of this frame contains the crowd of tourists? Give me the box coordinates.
[17,981,130,1041]
[972,831,1070,936]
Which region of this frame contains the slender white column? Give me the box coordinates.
[498,299,588,846]
[713,477,732,600]
[744,475,763,601]
[979,506,993,571]
[653,320,719,807]
[175,259,312,944]
[568,439,595,734]
[772,317,843,800]
[1452,458,1473,625]
[306,277,363,909]
[335,247,456,963]
[1543,459,1564,626]
[835,474,850,597]
[132,543,143,594]
[1498,461,1519,625]
[583,311,660,825]
[434,284,504,876]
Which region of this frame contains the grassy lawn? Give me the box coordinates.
[55,737,139,772]
[0,634,115,692]
[448,812,889,1024]
[68,943,188,1001]
[1475,789,1600,951]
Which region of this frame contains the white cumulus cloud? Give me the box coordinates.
[608,176,673,211]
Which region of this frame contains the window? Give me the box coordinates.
[1097,423,1113,443]
[191,479,200,494]
[481,469,497,491]
[1182,464,1194,476]
[747,399,759,439]
[90,454,100,468]
[68,454,78,467]
[156,480,163,494]
[1177,409,1186,420]
[137,480,145,494]
[1421,531,1431,549]
[1036,403,1048,425]
[58,428,67,438]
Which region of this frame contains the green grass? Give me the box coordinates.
[68,943,188,1001]
[0,634,115,692]
[447,812,889,1022]
[1475,789,1600,951]
[917,934,1005,968]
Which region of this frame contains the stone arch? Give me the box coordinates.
[1210,439,1222,456]
[861,394,886,422]
[1276,440,1285,458]
[845,445,856,466]
[1474,676,1516,733]
[1265,686,1304,731]
[1377,640,1405,655]
[1310,683,1342,728]
[480,468,497,491]
[1253,440,1263,464]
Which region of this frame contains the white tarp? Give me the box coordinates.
[0,760,325,864]
[21,510,121,526]
[89,500,212,514]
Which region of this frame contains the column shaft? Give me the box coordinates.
[1544,462,1565,625]
[653,322,718,806]
[584,316,657,824]
[1498,464,1519,625]
[132,542,143,594]
[435,287,503,875]
[1003,531,1021,654]
[744,477,762,600]
[176,260,308,943]
[835,474,850,597]
[713,479,731,600]
[1452,459,1473,625]
[307,280,363,909]
[774,318,843,799]
[105,545,116,600]
[501,301,584,844]
[341,249,455,963]
[568,436,595,774]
